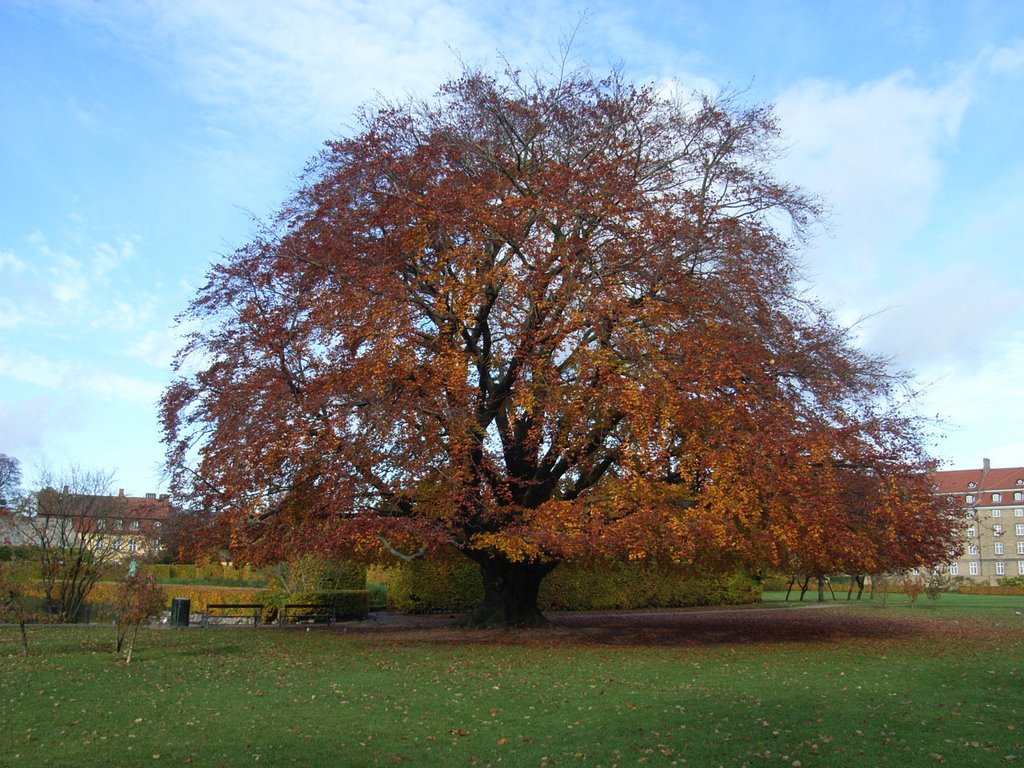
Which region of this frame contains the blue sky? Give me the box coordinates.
[2,0,1023,494]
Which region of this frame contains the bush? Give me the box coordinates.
[369,557,761,614]
[367,583,388,611]
[269,556,366,592]
[168,564,197,580]
[144,563,269,587]
[81,581,273,613]
[959,584,1024,596]
[370,559,483,614]
[541,562,760,610]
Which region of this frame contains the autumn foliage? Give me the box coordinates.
[162,67,960,625]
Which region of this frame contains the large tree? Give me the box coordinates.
[162,68,960,626]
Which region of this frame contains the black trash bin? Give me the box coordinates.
[171,597,191,628]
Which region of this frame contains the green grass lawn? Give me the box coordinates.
[763,589,1024,618]
[1,598,1021,767]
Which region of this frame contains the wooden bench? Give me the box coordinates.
[280,603,336,626]
[202,603,264,628]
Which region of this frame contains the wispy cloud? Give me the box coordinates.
[986,40,1024,76]
[53,0,499,132]
[0,353,163,405]
[6,231,146,330]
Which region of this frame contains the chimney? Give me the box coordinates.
[145,493,157,500]
[118,488,125,497]
[983,458,991,472]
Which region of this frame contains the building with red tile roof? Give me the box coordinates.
[33,487,174,561]
[932,459,1024,584]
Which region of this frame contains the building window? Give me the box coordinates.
[129,520,140,531]
[967,525,976,537]
[995,542,1004,555]
[968,482,977,489]
[1017,541,1024,555]
[112,539,122,552]
[1016,508,1024,517]
[969,561,980,576]
[965,494,975,504]
[993,508,1002,518]
[128,539,138,553]
[995,562,1006,576]
[1016,524,1024,536]
[154,521,162,529]
[994,524,1004,536]
[113,519,124,530]
[95,540,106,550]
[969,543,979,555]
[992,493,1002,503]
[1015,491,1024,501]
[1019,561,1024,576]
[949,562,959,576]
[96,519,106,531]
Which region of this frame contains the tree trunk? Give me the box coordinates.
[464,554,557,628]
[125,624,138,665]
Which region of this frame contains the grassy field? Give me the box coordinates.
[763,589,1024,617]
[1,596,1021,767]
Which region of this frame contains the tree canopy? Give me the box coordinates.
[162,67,960,625]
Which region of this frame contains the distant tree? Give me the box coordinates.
[0,453,22,509]
[114,574,166,664]
[28,467,123,622]
[162,65,962,626]
[0,558,31,655]
[901,573,926,607]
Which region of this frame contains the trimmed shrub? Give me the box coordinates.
[370,559,482,614]
[170,564,198,580]
[367,582,388,611]
[370,558,761,614]
[541,561,760,610]
[145,563,269,587]
[83,581,272,612]
[959,584,1024,596]
[269,556,366,593]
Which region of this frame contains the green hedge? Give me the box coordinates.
[958,585,1024,596]
[369,559,483,614]
[144,563,267,583]
[85,582,272,612]
[369,558,761,614]
[540,561,760,610]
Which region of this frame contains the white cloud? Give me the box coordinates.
[0,353,162,405]
[125,324,190,369]
[0,302,26,329]
[3,231,149,330]
[0,396,86,458]
[986,40,1024,76]
[0,250,26,273]
[860,262,1024,369]
[56,0,499,133]
[915,333,1024,469]
[774,71,972,303]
